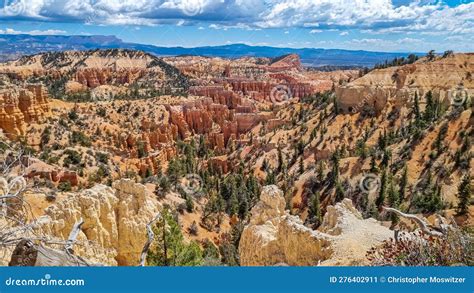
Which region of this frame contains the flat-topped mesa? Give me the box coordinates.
[336,53,474,115]
[0,84,51,137]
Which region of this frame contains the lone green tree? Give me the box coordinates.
[335,180,345,203]
[456,174,471,215]
[147,209,203,266]
[387,179,400,224]
[413,91,421,125]
[308,191,322,227]
[399,165,408,199]
[376,169,387,208]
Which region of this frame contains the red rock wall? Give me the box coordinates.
[0,84,51,137]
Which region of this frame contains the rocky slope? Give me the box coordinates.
[0,51,472,267]
[0,49,189,98]
[239,185,392,266]
[337,53,474,114]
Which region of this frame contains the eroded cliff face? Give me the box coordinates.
[239,185,392,266]
[0,84,51,137]
[0,49,188,95]
[38,179,161,266]
[171,54,355,104]
[336,54,474,114]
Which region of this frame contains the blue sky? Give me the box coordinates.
[0,0,473,52]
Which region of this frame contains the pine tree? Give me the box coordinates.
[430,186,443,213]
[265,170,276,185]
[330,148,340,185]
[377,129,387,150]
[335,181,345,202]
[333,95,339,115]
[246,174,260,205]
[413,91,421,125]
[167,159,182,187]
[147,209,203,266]
[185,195,194,212]
[376,169,387,208]
[367,202,378,218]
[308,192,322,226]
[387,179,400,224]
[424,90,435,122]
[261,158,269,171]
[433,123,447,157]
[317,161,324,182]
[310,127,317,141]
[399,165,408,199]
[299,156,305,174]
[381,149,392,168]
[369,154,378,174]
[426,50,436,61]
[238,194,249,220]
[277,146,284,172]
[145,167,153,178]
[456,174,471,215]
[228,191,239,216]
[198,135,208,158]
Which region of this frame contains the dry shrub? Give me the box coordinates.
[367,229,473,266]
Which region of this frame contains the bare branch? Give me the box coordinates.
[382,206,444,237]
[65,218,84,253]
[139,213,161,266]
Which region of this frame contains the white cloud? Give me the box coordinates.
[309,29,322,34]
[340,31,349,36]
[344,37,432,52]
[0,28,66,35]
[0,0,472,39]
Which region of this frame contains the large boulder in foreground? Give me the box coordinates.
[39,179,161,266]
[239,185,392,266]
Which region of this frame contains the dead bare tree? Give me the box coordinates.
[139,213,162,266]
[368,207,473,266]
[0,146,97,266]
[382,206,445,237]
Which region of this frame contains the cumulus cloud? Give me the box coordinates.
[342,37,443,52]
[0,0,472,37]
[0,28,66,35]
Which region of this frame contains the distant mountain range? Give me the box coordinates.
[0,34,419,67]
